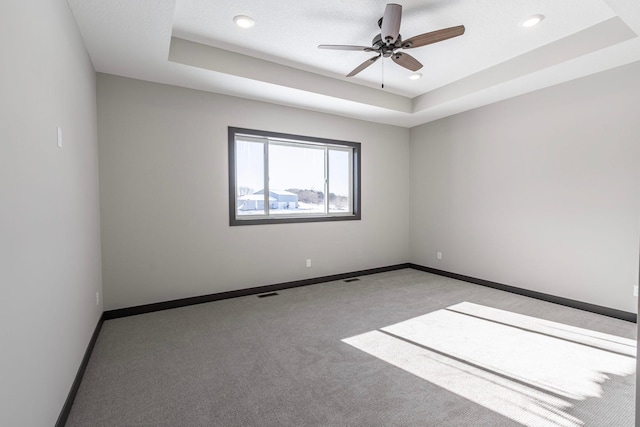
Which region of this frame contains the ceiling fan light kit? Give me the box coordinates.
[318,3,465,82]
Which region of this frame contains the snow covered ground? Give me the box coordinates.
[237,202,348,216]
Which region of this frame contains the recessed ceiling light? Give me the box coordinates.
[233,15,255,29]
[520,14,545,28]
[409,73,422,80]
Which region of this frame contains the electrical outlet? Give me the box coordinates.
[306,259,311,268]
[634,286,638,297]
[57,126,62,148]
[436,251,442,260]
[96,291,100,305]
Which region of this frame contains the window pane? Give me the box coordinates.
[268,143,325,215]
[235,139,265,216]
[229,127,361,226]
[328,149,352,213]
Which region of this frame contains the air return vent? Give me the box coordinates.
[257,292,279,298]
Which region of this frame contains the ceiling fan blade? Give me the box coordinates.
[318,44,374,52]
[391,52,423,72]
[401,25,465,49]
[346,55,381,77]
[381,3,402,45]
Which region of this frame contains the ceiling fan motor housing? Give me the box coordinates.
[372,33,402,56]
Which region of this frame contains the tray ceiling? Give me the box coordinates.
[67,0,640,127]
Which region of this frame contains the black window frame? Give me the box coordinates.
[228,127,361,226]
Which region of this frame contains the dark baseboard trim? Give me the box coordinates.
[409,263,637,323]
[104,262,637,323]
[103,263,411,320]
[55,312,105,427]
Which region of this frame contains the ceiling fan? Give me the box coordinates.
[318,3,465,79]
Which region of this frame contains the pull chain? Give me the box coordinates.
[381,58,384,89]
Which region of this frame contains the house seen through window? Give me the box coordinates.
[229,127,361,225]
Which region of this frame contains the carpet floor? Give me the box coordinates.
[66,269,636,426]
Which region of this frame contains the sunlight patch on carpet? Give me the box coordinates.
[343,302,636,427]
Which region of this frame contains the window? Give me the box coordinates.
[228,127,361,225]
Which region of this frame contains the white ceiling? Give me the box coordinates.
[67,0,640,128]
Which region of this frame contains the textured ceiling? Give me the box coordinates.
[173,0,615,97]
[67,0,640,127]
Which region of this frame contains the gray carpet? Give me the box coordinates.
[66,269,636,426]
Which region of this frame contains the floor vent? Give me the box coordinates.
[257,292,279,298]
[344,278,360,283]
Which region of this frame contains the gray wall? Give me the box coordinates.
[97,74,411,310]
[410,61,640,314]
[0,0,102,425]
